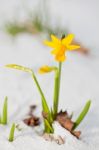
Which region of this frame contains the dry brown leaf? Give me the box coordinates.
[56,110,81,138]
[72,131,81,139]
[42,111,48,119]
[23,104,40,127]
[23,115,40,126]
[56,110,74,131]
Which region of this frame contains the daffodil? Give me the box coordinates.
[38,66,57,74]
[44,34,80,62]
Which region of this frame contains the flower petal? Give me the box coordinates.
[51,35,61,44]
[38,66,57,74]
[44,40,56,48]
[55,54,66,62]
[51,48,60,55]
[62,34,74,46]
[67,45,80,50]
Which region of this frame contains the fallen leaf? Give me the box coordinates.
[72,131,81,139]
[42,111,48,119]
[56,110,81,138]
[23,104,40,127]
[23,115,40,126]
[56,110,74,131]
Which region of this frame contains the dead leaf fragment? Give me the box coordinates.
[72,131,81,139]
[42,111,48,119]
[23,115,40,127]
[23,104,40,127]
[56,110,81,139]
[56,110,74,131]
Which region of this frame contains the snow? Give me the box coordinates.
[0,0,99,150]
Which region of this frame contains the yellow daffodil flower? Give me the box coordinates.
[38,66,57,74]
[44,34,80,62]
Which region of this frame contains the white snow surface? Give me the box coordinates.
[0,0,99,150]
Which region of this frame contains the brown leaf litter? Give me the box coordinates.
[23,105,40,127]
[42,111,49,119]
[56,110,81,139]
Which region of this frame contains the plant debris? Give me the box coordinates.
[72,131,81,139]
[16,124,23,131]
[28,104,37,116]
[73,40,89,55]
[42,133,65,145]
[23,104,40,127]
[42,111,48,119]
[56,110,81,138]
[23,115,40,126]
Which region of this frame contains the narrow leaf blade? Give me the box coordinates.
[9,123,16,142]
[2,96,8,124]
[73,100,91,130]
[5,64,32,73]
[44,119,54,133]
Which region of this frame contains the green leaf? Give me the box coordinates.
[73,100,91,130]
[2,96,8,124]
[6,64,50,113]
[6,64,53,132]
[32,73,52,124]
[51,107,54,120]
[44,119,54,133]
[5,64,32,73]
[8,123,16,142]
[6,64,50,116]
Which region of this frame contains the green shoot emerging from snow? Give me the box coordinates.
[73,100,91,130]
[8,123,16,142]
[0,96,8,125]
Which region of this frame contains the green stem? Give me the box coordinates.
[53,62,62,118]
[53,71,59,117]
[58,62,62,96]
